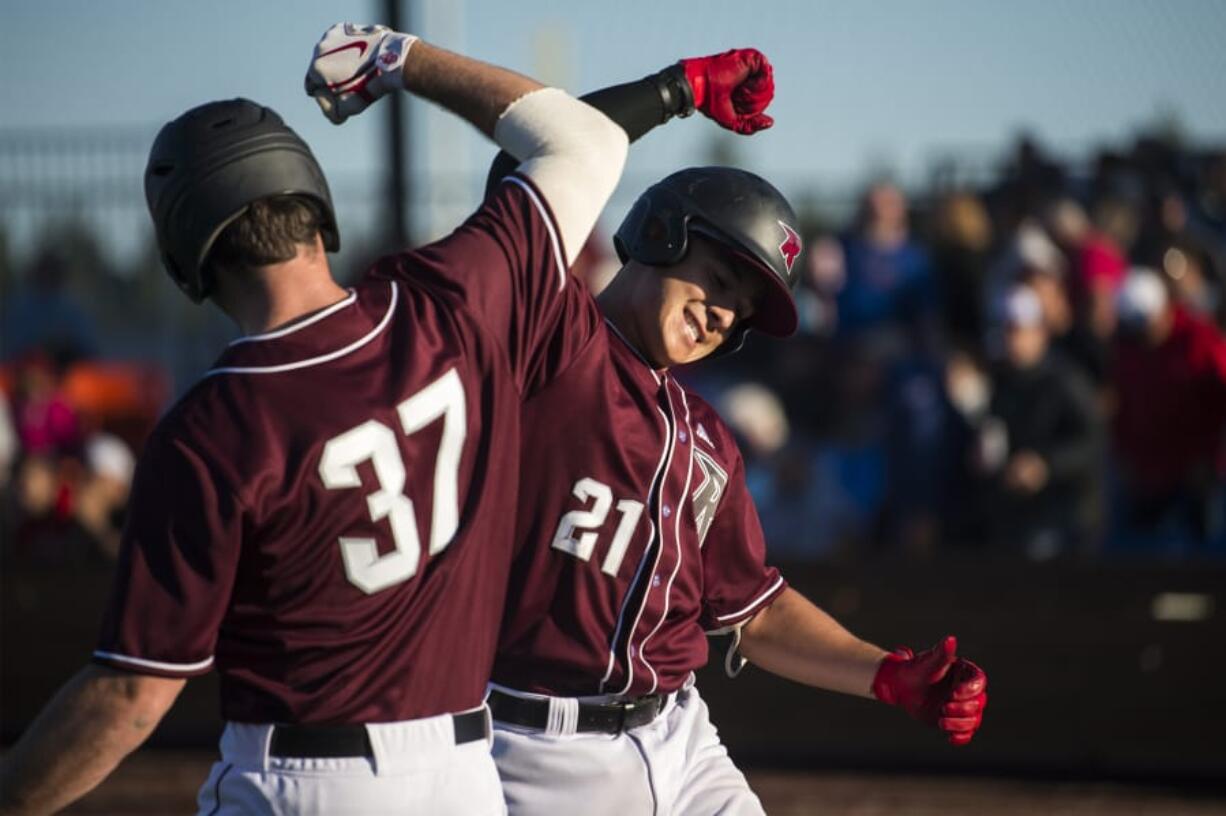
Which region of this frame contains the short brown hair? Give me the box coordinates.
[206,195,324,277]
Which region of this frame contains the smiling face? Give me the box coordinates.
[617,233,766,369]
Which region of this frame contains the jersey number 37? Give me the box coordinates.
[318,369,466,594]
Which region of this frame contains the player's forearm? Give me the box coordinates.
[484,66,693,196]
[738,587,888,698]
[0,665,184,815]
[398,40,543,138]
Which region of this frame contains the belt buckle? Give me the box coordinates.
[618,699,636,734]
[617,695,661,733]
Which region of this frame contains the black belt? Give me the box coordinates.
[268,709,490,758]
[488,688,668,735]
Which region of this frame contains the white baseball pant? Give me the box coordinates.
[491,685,763,816]
[196,707,504,815]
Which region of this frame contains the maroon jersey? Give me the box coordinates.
[94,176,593,724]
[492,296,785,697]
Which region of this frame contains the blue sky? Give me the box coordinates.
[3,0,1225,252]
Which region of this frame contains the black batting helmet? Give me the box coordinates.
[144,98,339,303]
[614,166,802,354]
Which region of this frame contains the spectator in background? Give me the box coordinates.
[976,284,1104,560]
[72,433,136,560]
[835,182,937,344]
[1134,184,1193,267]
[1112,268,1226,549]
[6,433,131,568]
[1094,196,1141,261]
[1193,150,1226,244]
[794,234,844,338]
[989,222,1108,383]
[880,352,949,559]
[1046,197,1127,343]
[10,352,82,458]
[1161,240,1223,329]
[0,249,98,364]
[940,351,994,549]
[1128,180,1226,330]
[929,190,993,353]
[719,382,858,561]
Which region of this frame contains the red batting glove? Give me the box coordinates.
[679,48,775,135]
[871,635,988,746]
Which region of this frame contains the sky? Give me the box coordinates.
[2,0,1225,256]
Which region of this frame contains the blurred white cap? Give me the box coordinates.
[999,284,1044,328]
[1015,222,1066,277]
[1117,267,1168,324]
[86,433,135,486]
[719,383,789,457]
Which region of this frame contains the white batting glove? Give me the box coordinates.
[304,23,418,125]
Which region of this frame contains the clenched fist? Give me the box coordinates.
[679,49,775,134]
[305,23,418,125]
[871,635,987,746]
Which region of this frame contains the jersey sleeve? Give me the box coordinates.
[369,173,600,395]
[698,447,787,633]
[93,426,242,678]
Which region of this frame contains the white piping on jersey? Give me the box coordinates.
[227,290,357,346]
[714,574,786,623]
[204,281,398,377]
[635,380,696,694]
[504,175,567,293]
[603,319,661,385]
[609,400,675,696]
[599,385,673,693]
[92,650,214,673]
[598,510,655,690]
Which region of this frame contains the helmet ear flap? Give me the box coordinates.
[615,192,690,267]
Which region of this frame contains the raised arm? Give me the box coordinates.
[306,23,627,265]
[484,48,776,196]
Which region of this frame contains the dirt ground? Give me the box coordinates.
[54,751,1226,815]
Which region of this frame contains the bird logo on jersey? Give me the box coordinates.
[777,221,802,273]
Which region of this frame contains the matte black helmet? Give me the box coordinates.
[614,166,802,354]
[144,98,339,302]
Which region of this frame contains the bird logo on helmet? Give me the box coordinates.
[614,166,802,356]
[144,98,340,303]
[777,220,802,273]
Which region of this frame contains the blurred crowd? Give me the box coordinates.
[1,251,168,569]
[678,135,1226,562]
[4,133,1226,569]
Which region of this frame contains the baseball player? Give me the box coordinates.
[0,24,629,815]
[475,66,991,814]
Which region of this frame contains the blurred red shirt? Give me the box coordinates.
[1078,232,1127,294]
[1112,307,1226,495]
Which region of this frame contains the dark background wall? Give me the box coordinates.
[5,558,1222,782]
